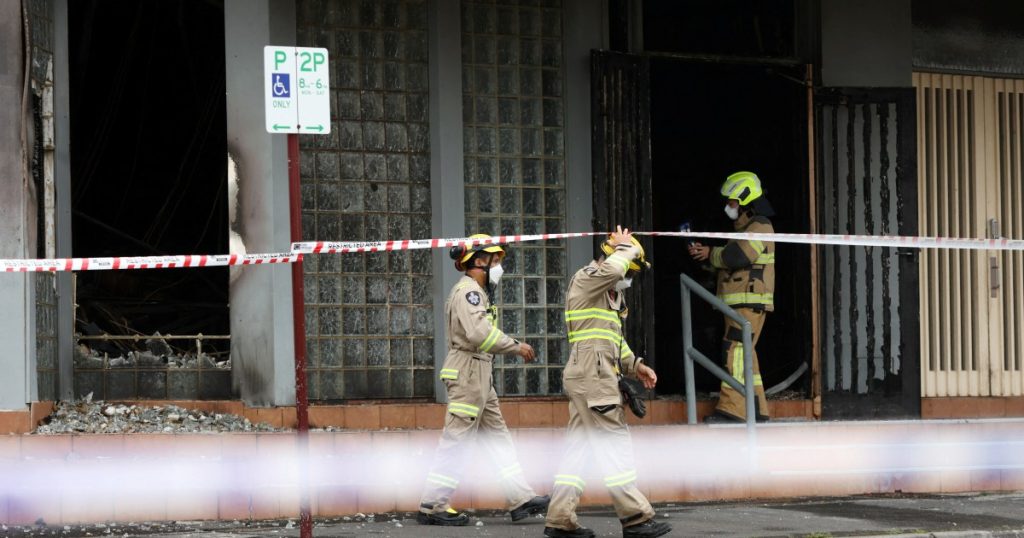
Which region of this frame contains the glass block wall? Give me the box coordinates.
[461,0,568,396]
[297,0,435,399]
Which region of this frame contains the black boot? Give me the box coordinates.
[623,518,672,538]
[416,507,470,526]
[544,526,596,537]
[703,411,743,424]
[511,495,550,522]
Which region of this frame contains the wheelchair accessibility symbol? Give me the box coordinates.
[271,73,291,98]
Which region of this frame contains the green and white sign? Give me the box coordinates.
[264,46,331,134]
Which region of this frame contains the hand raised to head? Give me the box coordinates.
[609,224,633,247]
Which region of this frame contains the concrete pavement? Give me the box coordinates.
[9,492,1023,538]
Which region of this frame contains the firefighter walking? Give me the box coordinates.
[418,234,549,526]
[544,226,672,538]
[689,171,776,423]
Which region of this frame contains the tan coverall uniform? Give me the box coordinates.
[709,212,775,420]
[419,275,537,515]
[546,242,656,531]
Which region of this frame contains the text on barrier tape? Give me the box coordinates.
[1,253,299,273]
[290,232,606,254]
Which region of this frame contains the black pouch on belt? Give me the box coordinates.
[618,377,647,418]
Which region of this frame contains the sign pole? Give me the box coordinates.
[288,132,313,538]
[267,45,328,538]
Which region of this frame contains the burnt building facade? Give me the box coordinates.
[1,0,1022,422]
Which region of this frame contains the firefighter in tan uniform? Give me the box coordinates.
[418,234,550,526]
[544,226,672,538]
[689,171,776,423]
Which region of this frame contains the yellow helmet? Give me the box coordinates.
[450,233,506,271]
[600,235,651,273]
[720,171,763,206]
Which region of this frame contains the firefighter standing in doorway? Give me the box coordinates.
[688,171,776,423]
[544,226,672,538]
[418,234,550,526]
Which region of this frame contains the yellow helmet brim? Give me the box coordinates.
[600,235,651,273]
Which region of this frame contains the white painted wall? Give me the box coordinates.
[0,0,35,409]
[225,0,298,406]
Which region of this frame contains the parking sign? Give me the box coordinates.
[264,46,330,134]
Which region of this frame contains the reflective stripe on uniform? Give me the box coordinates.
[721,376,764,390]
[619,340,633,359]
[553,474,586,492]
[479,326,503,352]
[711,247,724,268]
[606,254,631,273]
[439,368,459,380]
[567,327,623,345]
[564,308,622,326]
[604,469,638,488]
[725,345,763,385]
[754,253,775,264]
[749,239,764,254]
[448,402,480,417]
[720,292,774,306]
[499,463,523,481]
[426,472,459,489]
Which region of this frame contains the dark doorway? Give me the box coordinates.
[68,1,229,397]
[649,59,812,397]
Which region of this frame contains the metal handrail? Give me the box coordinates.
[680,273,756,431]
[75,333,230,360]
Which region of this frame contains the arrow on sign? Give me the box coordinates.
[272,124,292,131]
[305,125,324,132]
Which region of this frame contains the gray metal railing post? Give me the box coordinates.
[678,273,757,435]
[743,322,755,430]
[681,285,697,424]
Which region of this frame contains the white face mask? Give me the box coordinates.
[488,263,504,286]
[614,277,632,291]
[724,204,740,220]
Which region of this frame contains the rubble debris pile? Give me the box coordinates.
[73,333,231,371]
[34,397,282,434]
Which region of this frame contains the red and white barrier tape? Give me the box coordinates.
[0,253,299,273]
[4,230,1023,273]
[293,230,1024,254]
[290,232,605,254]
[636,231,1024,251]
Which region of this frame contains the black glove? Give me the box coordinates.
[618,376,647,418]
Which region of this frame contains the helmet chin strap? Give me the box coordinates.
[483,254,495,300]
[468,254,496,301]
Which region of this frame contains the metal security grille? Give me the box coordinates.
[589,50,654,367]
[915,73,1024,397]
[36,273,58,400]
[28,0,59,402]
[816,87,920,418]
[461,0,568,396]
[820,101,903,394]
[298,0,435,399]
[996,84,1024,394]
